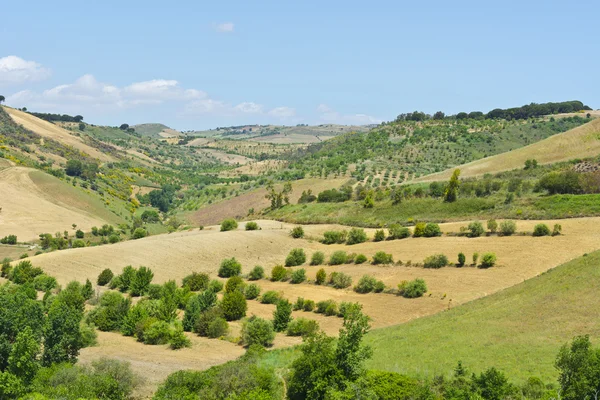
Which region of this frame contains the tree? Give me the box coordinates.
[158,281,179,322]
[285,248,306,267]
[273,299,293,332]
[129,266,154,296]
[97,268,114,286]
[242,317,275,347]
[433,111,445,120]
[0,95,5,104]
[444,169,460,202]
[556,335,600,400]
[221,291,247,321]
[42,296,83,366]
[65,159,83,177]
[78,122,85,131]
[119,123,130,130]
[265,181,292,210]
[218,257,242,277]
[8,326,39,385]
[81,279,93,300]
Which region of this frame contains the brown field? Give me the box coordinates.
[195,148,253,165]
[187,178,348,226]
[413,117,600,182]
[27,217,600,395]
[221,159,288,177]
[0,166,110,241]
[249,133,335,144]
[4,107,116,162]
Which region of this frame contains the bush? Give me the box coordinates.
[354,275,384,294]
[221,291,247,321]
[285,248,306,267]
[290,268,307,284]
[0,235,17,245]
[354,254,368,265]
[130,266,154,296]
[208,279,223,293]
[273,299,293,332]
[242,317,275,347]
[245,221,259,231]
[322,230,347,244]
[8,260,43,284]
[132,228,147,239]
[142,320,171,345]
[315,299,337,315]
[338,301,362,318]
[329,272,352,289]
[248,265,265,281]
[372,251,393,265]
[293,297,306,310]
[225,276,245,293]
[303,299,315,312]
[467,221,485,238]
[533,224,551,237]
[480,253,497,268]
[552,224,562,236]
[388,224,411,240]
[1,259,11,278]
[220,219,238,231]
[194,307,223,337]
[374,280,385,293]
[457,252,466,267]
[182,272,209,291]
[487,219,498,233]
[329,250,348,265]
[244,283,261,300]
[270,265,289,282]
[374,229,385,242]
[499,220,517,236]
[309,251,325,266]
[260,290,282,304]
[75,230,84,239]
[206,317,229,339]
[424,223,442,237]
[472,252,479,265]
[169,325,192,349]
[398,278,427,298]
[423,254,448,269]
[108,233,121,244]
[72,239,86,248]
[412,222,427,237]
[33,274,58,291]
[290,226,304,238]
[218,257,242,277]
[315,268,326,285]
[346,228,368,245]
[287,318,320,337]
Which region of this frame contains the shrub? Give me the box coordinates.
[472,252,479,265]
[424,223,442,237]
[287,318,320,337]
[533,224,551,237]
[374,229,385,242]
[108,234,121,244]
[261,290,282,304]
[8,260,43,284]
[480,253,497,268]
[182,272,209,291]
[309,251,325,266]
[1,259,12,278]
[329,272,352,289]
[245,221,259,231]
[355,254,368,264]
[303,299,315,312]
[388,224,411,240]
[346,228,368,245]
[142,320,171,345]
[322,230,347,244]
[244,283,261,300]
[33,274,58,291]
[220,219,238,231]
[338,301,363,318]
[96,268,115,286]
[315,268,326,285]
[132,228,147,239]
[270,265,289,282]
[218,257,242,277]
[290,226,304,239]
[499,220,517,236]
[372,251,393,265]
[248,265,265,280]
[194,307,223,336]
[374,280,385,293]
[398,278,427,298]
[316,299,337,315]
[75,230,84,239]
[412,222,427,237]
[285,248,306,267]
[0,235,17,245]
[72,239,86,248]
[208,279,223,293]
[130,266,154,296]
[423,254,448,269]
[225,276,245,293]
[467,221,485,238]
[552,224,562,236]
[457,252,466,267]
[487,219,498,233]
[354,274,384,293]
[169,325,192,349]
[206,317,229,339]
[221,291,247,321]
[290,268,307,284]
[242,317,275,347]
[329,250,348,265]
[273,299,293,332]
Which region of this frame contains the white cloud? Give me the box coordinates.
[0,55,51,85]
[215,22,234,33]
[234,102,264,114]
[268,106,296,118]
[317,103,381,125]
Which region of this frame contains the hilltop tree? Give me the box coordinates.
[444,169,460,203]
[433,111,445,120]
[0,95,5,104]
[119,123,130,130]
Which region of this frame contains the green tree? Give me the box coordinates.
[221,291,247,321]
[0,95,5,104]
[65,159,83,177]
[158,281,179,322]
[218,257,242,277]
[556,335,600,400]
[273,299,293,332]
[444,169,460,203]
[265,181,293,210]
[42,297,83,366]
[129,266,154,296]
[7,326,39,385]
[242,317,275,347]
[81,279,93,300]
[285,248,306,267]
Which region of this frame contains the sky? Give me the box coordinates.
[1,0,598,130]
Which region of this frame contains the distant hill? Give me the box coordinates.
[132,123,181,138]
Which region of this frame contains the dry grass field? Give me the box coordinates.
[195,148,254,165]
[4,107,116,162]
[413,117,600,182]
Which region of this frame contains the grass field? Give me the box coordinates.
[365,250,600,384]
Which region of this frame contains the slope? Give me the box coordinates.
[4,107,116,162]
[413,117,600,182]
[365,249,600,383]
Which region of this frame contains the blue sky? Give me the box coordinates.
[1,0,598,130]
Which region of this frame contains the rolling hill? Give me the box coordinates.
[132,123,181,138]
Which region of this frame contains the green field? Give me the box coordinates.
[364,250,600,383]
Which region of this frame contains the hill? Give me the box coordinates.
[132,123,180,138]
[413,115,600,182]
[365,249,600,383]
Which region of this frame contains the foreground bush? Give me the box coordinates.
[285,248,307,267]
[273,299,293,332]
[500,220,517,236]
[533,223,551,237]
[398,278,427,298]
[354,275,385,294]
[315,299,338,316]
[424,222,442,237]
[290,226,305,238]
[423,254,448,269]
[315,268,326,285]
[388,224,411,240]
[310,251,325,265]
[487,219,498,233]
[329,272,352,289]
[244,283,261,300]
[372,251,393,265]
[220,218,238,231]
[480,252,497,268]
[355,253,368,264]
[329,250,348,265]
[346,228,368,245]
[194,307,224,337]
[322,230,347,244]
[467,221,485,238]
[290,268,307,284]
[413,222,427,237]
[248,265,265,280]
[182,272,209,291]
[221,291,247,321]
[245,221,259,231]
[374,229,385,242]
[225,275,245,293]
[287,318,320,337]
[218,257,242,277]
[33,274,58,291]
[457,252,466,267]
[260,290,282,304]
[242,317,275,347]
[271,265,289,282]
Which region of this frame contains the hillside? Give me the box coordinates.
[414,115,600,182]
[365,249,600,383]
[132,123,179,138]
